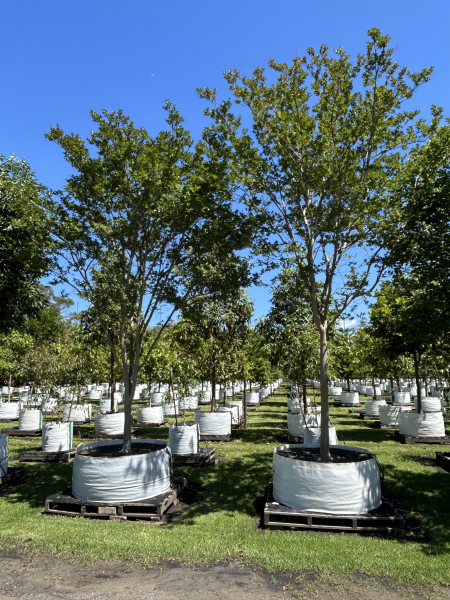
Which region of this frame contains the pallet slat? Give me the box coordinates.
[199,434,233,442]
[0,467,24,485]
[172,447,215,467]
[19,449,76,463]
[2,427,42,437]
[395,431,450,445]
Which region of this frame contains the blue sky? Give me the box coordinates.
[1,0,449,321]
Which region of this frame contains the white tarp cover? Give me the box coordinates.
[0,433,8,476]
[303,426,338,445]
[137,406,164,424]
[341,392,359,404]
[399,411,445,437]
[0,402,20,419]
[18,409,42,430]
[272,444,382,514]
[169,424,199,454]
[72,439,171,503]
[286,413,321,436]
[42,422,73,452]
[414,397,441,412]
[194,410,232,435]
[364,400,387,416]
[94,412,125,436]
[218,405,240,424]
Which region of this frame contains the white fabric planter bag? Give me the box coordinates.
[218,405,240,424]
[394,391,411,405]
[226,400,242,419]
[196,390,211,402]
[0,402,20,419]
[328,387,342,396]
[141,389,150,399]
[341,392,359,404]
[163,402,180,416]
[303,426,338,445]
[272,444,382,514]
[63,404,91,422]
[42,398,58,412]
[150,392,163,405]
[287,413,321,436]
[414,397,442,412]
[0,433,8,476]
[88,390,102,401]
[365,400,387,416]
[287,397,300,411]
[94,412,125,436]
[19,409,42,430]
[246,392,259,405]
[379,405,411,426]
[194,411,232,435]
[99,397,119,413]
[180,397,198,411]
[374,387,382,396]
[42,422,73,452]
[259,388,269,399]
[399,411,445,437]
[72,439,171,503]
[137,406,164,425]
[169,424,199,454]
[365,386,375,396]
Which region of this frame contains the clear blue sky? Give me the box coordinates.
[1,0,449,319]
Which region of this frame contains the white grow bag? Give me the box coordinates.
[218,405,240,424]
[63,404,91,422]
[259,388,269,399]
[0,402,21,420]
[394,392,411,405]
[194,411,232,435]
[379,405,410,426]
[414,397,442,412]
[365,400,387,416]
[246,392,259,405]
[180,396,198,411]
[42,398,58,412]
[94,412,125,436]
[196,390,211,403]
[303,426,338,445]
[99,396,119,413]
[18,409,42,430]
[169,424,199,454]
[0,433,8,476]
[150,392,163,405]
[226,400,242,419]
[136,406,164,425]
[72,439,172,503]
[328,387,342,396]
[42,422,73,452]
[163,402,180,416]
[88,390,102,401]
[272,444,382,514]
[341,392,359,405]
[287,413,321,436]
[399,412,445,437]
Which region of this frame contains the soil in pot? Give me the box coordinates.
[78,441,163,458]
[276,446,372,463]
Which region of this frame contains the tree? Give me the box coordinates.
[47,106,250,453]
[0,155,52,333]
[200,28,437,460]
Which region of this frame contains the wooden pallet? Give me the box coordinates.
[340,403,362,408]
[44,475,187,521]
[172,447,215,467]
[199,433,233,442]
[19,449,76,463]
[372,421,397,429]
[359,413,380,420]
[0,466,25,486]
[287,435,303,443]
[0,418,19,423]
[348,409,364,414]
[134,420,169,428]
[1,427,42,437]
[395,431,450,445]
[264,484,404,535]
[435,452,450,473]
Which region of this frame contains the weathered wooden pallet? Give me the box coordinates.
[43,475,187,521]
[199,433,233,442]
[359,413,380,420]
[287,435,303,443]
[0,466,25,486]
[372,421,397,429]
[134,420,169,428]
[394,431,450,445]
[64,419,91,425]
[1,427,42,437]
[172,447,215,467]
[19,449,76,463]
[264,484,404,535]
[348,409,364,414]
[86,428,139,440]
[232,420,244,430]
[435,452,450,473]
[340,403,362,408]
[0,418,19,423]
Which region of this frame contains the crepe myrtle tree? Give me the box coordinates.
[199,28,438,460]
[47,105,252,453]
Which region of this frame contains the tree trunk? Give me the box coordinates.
[122,374,136,454]
[389,375,395,403]
[347,375,350,393]
[223,381,227,407]
[424,361,429,397]
[110,345,116,413]
[413,349,422,415]
[211,363,216,412]
[319,326,330,462]
[243,379,247,429]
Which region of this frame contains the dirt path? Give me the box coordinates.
[0,550,448,600]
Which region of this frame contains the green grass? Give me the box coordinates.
[1,385,450,585]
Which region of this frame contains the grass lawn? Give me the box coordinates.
[1,384,450,585]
